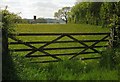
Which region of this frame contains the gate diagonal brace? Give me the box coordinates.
[9,35,62,61]
[67,34,109,60]
[25,35,65,60]
[9,36,36,50]
[66,35,99,52]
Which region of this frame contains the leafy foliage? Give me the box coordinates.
[69,2,120,28]
[1,7,21,33]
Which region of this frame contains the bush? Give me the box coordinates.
[118,64,120,80]
[100,49,115,69]
[100,48,120,69]
[114,48,120,65]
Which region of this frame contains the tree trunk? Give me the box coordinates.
[65,20,68,24]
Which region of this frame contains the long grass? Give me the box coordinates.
[9,55,119,80]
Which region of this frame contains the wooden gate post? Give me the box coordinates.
[109,26,117,48]
[2,28,8,56]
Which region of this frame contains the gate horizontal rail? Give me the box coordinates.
[9,40,109,44]
[25,52,100,57]
[8,32,110,36]
[9,45,108,52]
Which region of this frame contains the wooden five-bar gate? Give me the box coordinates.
[8,32,111,63]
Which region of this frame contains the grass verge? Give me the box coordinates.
[3,53,119,80]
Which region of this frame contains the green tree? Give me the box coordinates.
[69,2,120,27]
[69,2,91,24]
[1,6,22,57]
[54,7,71,24]
[2,7,22,32]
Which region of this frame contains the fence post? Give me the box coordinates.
[109,26,117,48]
[2,28,8,56]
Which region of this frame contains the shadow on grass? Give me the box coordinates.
[2,52,20,80]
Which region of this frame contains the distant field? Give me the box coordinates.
[15,24,109,33]
[9,24,109,61]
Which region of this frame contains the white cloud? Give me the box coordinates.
[0,0,76,19]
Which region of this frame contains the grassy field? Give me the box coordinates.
[15,24,109,33]
[5,24,120,80]
[9,24,109,61]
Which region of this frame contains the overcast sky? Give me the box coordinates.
[1,0,119,19]
[0,0,76,19]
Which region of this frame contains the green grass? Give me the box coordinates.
[5,24,119,80]
[9,24,109,61]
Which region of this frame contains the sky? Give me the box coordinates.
[1,0,119,19]
[0,0,76,19]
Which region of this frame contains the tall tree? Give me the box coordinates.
[69,2,120,27]
[1,6,22,56]
[54,7,71,24]
[1,6,23,80]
